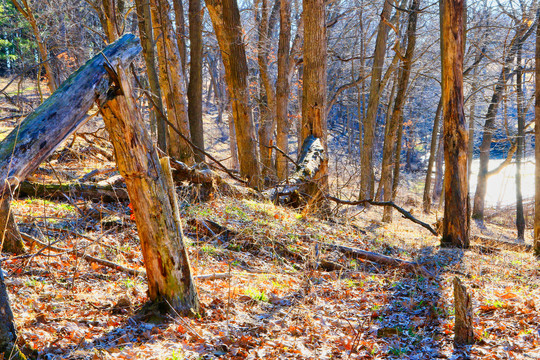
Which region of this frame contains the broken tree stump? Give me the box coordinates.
[98,65,200,315]
[0,194,25,254]
[453,276,474,345]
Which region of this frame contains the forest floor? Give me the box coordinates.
[0,79,539,359]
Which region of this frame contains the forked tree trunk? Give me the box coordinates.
[188,0,205,163]
[98,65,200,314]
[360,0,392,200]
[275,0,292,180]
[423,97,442,213]
[134,0,168,152]
[380,0,419,222]
[150,0,194,164]
[440,0,469,247]
[206,0,261,187]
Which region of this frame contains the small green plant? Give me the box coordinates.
[168,350,184,360]
[388,345,408,356]
[244,287,269,302]
[345,279,359,288]
[371,304,381,311]
[121,278,136,289]
[201,245,218,256]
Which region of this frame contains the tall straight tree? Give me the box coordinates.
[301,0,327,197]
[440,0,469,247]
[206,0,261,187]
[359,0,392,200]
[150,0,194,164]
[134,0,168,152]
[535,7,540,256]
[515,36,525,241]
[188,0,205,162]
[275,0,292,180]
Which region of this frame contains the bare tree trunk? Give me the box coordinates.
[257,0,277,181]
[12,0,58,92]
[150,0,194,164]
[432,127,444,203]
[172,0,188,74]
[276,0,292,180]
[472,25,532,222]
[134,0,168,152]
[440,0,469,247]
[516,37,525,241]
[206,0,261,187]
[301,0,327,203]
[423,97,442,213]
[380,0,419,222]
[188,0,205,162]
[0,194,25,254]
[98,66,199,314]
[359,0,392,200]
[0,267,26,359]
[535,7,540,255]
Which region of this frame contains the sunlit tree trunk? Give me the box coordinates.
[150,0,194,164]
[276,0,292,180]
[134,0,168,152]
[535,8,540,255]
[301,0,327,201]
[440,0,469,247]
[188,0,205,162]
[381,0,419,222]
[423,98,442,213]
[206,0,261,187]
[360,0,392,200]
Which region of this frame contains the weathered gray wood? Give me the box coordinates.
[18,180,129,202]
[0,34,141,194]
[453,277,474,345]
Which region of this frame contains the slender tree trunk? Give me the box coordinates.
[172,0,188,74]
[515,38,525,241]
[432,126,444,203]
[188,0,205,162]
[150,0,194,164]
[301,0,327,202]
[473,25,531,222]
[440,0,469,247]
[391,111,405,199]
[134,0,168,152]
[12,0,58,92]
[535,7,540,255]
[360,0,392,200]
[98,66,199,314]
[206,0,261,187]
[380,0,419,222]
[467,56,480,182]
[276,0,292,180]
[257,0,277,180]
[423,97,442,213]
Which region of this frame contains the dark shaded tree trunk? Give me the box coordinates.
[188,0,205,162]
[172,0,188,74]
[0,194,25,254]
[0,266,26,359]
[440,0,469,247]
[134,0,168,152]
[301,0,328,203]
[206,0,261,187]
[423,97,442,213]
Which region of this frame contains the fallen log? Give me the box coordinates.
[18,180,129,202]
[471,235,532,252]
[321,242,433,277]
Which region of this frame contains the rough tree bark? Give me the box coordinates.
[206,0,261,187]
[150,0,194,164]
[188,0,206,163]
[134,0,168,152]
[0,266,26,359]
[275,0,292,180]
[453,277,474,345]
[515,38,525,241]
[301,0,328,203]
[380,0,420,222]
[440,0,469,247]
[359,0,392,200]
[535,7,540,255]
[98,65,200,314]
[423,97,442,213]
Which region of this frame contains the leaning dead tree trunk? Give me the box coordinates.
[98,65,200,314]
[0,34,141,359]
